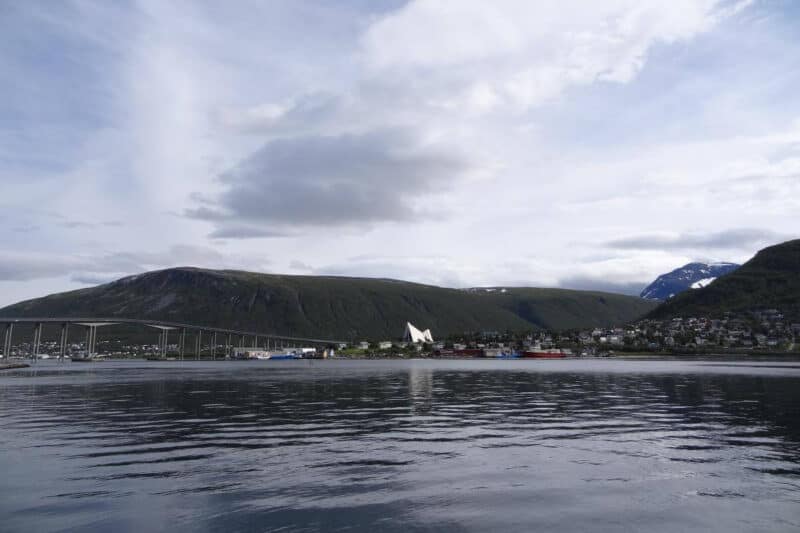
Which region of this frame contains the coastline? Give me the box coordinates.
[0,363,31,370]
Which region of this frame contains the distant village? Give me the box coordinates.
[353,310,800,357]
[453,308,800,356]
[2,309,798,360]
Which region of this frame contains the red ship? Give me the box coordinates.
[520,348,567,358]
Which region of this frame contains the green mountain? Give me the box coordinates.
[0,268,656,340]
[649,239,800,321]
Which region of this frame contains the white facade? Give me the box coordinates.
[403,322,434,343]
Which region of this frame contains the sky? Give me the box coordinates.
[1,0,799,306]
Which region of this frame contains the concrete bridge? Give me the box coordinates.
[0,317,347,362]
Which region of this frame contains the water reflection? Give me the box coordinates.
[0,360,798,532]
[408,366,433,414]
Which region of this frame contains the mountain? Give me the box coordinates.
[648,239,800,321]
[0,267,657,340]
[640,262,740,300]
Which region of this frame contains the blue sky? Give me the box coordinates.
[1,0,799,306]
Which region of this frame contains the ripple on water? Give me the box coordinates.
[0,359,799,532]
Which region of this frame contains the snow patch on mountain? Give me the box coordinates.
[690,277,716,289]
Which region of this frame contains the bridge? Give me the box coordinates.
[0,317,348,362]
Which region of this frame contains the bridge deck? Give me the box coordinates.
[0,317,347,346]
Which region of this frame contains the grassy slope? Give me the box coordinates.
[0,267,657,339]
[648,239,800,321]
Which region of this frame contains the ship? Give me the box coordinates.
[248,350,303,360]
[520,348,570,359]
[481,348,520,359]
[264,353,301,360]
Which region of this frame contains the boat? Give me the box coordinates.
[481,348,520,359]
[520,348,567,359]
[453,348,484,357]
[245,350,302,360]
[265,353,300,360]
[71,357,95,363]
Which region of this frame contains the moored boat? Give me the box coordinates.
[453,348,484,357]
[266,353,301,360]
[481,348,520,358]
[521,348,567,358]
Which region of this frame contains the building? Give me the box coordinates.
[403,322,434,343]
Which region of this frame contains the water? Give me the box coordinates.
[1,359,799,532]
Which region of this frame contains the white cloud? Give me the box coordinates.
[361,0,738,113]
[560,121,800,218]
[606,228,791,251]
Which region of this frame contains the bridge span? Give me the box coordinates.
[0,317,347,362]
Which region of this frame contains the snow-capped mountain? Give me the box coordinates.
[640,262,740,300]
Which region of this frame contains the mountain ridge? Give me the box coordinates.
[0,267,658,339]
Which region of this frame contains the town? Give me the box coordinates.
[3,309,798,360]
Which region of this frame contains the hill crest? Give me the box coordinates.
[0,267,657,339]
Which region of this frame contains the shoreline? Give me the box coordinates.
[12,353,797,363]
[0,363,31,370]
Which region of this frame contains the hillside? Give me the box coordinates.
[648,239,800,321]
[0,268,657,339]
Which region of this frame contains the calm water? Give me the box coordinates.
[1,359,799,532]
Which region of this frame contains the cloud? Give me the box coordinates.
[186,128,470,234]
[557,276,647,297]
[361,0,741,113]
[289,260,313,271]
[0,245,272,285]
[11,225,40,233]
[605,228,788,251]
[214,92,343,136]
[60,220,126,229]
[61,221,94,229]
[313,254,562,290]
[208,226,290,240]
[0,251,91,281]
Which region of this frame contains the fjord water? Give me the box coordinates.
[1,360,799,532]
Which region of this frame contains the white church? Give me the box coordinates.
[403,322,434,343]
